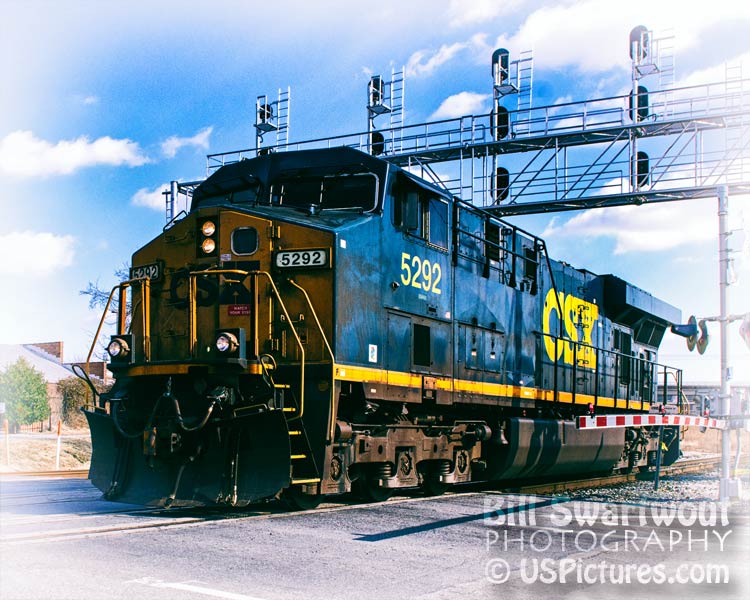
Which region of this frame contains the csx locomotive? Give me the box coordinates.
[85,146,683,508]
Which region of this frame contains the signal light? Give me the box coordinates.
[493,105,509,140]
[495,167,510,201]
[632,150,649,189]
[587,403,595,417]
[629,26,650,61]
[370,131,385,156]
[369,76,384,105]
[258,103,273,124]
[491,48,510,86]
[696,320,709,355]
[629,86,649,122]
[671,316,698,351]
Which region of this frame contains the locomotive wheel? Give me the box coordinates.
[420,460,452,496]
[283,487,323,511]
[352,476,394,502]
[421,476,449,497]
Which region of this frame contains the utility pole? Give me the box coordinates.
[718,185,741,502]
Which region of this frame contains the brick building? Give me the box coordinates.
[0,341,111,429]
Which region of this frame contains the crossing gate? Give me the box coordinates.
[576,413,727,430]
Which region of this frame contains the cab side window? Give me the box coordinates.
[393,183,449,250]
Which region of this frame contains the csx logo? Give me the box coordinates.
[542,289,599,370]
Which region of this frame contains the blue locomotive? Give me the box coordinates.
[85,146,682,507]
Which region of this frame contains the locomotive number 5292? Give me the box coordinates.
[275,249,329,269]
[400,252,442,295]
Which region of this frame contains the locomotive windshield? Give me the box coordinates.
[193,174,261,206]
[269,172,378,211]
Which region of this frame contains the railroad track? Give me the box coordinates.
[0,456,729,546]
[0,456,722,486]
[0,469,89,479]
[509,456,722,494]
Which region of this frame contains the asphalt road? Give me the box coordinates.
[1,477,749,600]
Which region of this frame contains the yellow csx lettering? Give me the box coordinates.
[542,288,599,370]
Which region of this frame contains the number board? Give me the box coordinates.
[129,261,162,280]
[274,249,330,269]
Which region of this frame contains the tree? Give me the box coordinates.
[80,264,131,360]
[0,358,50,429]
[80,264,131,315]
[58,376,110,428]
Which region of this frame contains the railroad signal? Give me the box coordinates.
[629,85,649,122]
[696,319,709,354]
[671,315,709,354]
[491,48,511,89]
[671,315,698,350]
[629,25,650,61]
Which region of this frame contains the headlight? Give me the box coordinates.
[201,238,216,254]
[201,220,216,237]
[107,340,123,357]
[107,336,131,362]
[215,332,238,353]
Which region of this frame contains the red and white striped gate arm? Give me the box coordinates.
[577,414,727,430]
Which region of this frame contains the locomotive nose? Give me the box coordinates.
[86,407,292,507]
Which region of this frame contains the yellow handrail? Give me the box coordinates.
[188,269,306,420]
[288,279,337,441]
[666,368,691,414]
[85,277,150,406]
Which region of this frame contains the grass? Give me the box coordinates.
[0,434,91,472]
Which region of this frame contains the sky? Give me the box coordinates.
[0,0,748,384]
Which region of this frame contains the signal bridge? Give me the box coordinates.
[206,77,750,217]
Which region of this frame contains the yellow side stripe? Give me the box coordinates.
[333,363,649,411]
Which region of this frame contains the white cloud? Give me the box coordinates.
[405,42,468,78]
[404,34,496,78]
[131,185,169,211]
[447,0,528,27]
[676,52,750,88]
[430,91,492,120]
[83,95,99,105]
[161,126,213,158]
[494,0,750,74]
[0,130,149,177]
[542,201,718,254]
[0,231,76,274]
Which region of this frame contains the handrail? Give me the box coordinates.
[86,277,151,374]
[206,79,750,169]
[666,368,690,414]
[83,277,150,410]
[188,268,307,420]
[537,329,680,409]
[288,279,337,441]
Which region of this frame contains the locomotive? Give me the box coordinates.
[85,146,683,508]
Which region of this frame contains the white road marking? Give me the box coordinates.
[128,577,269,600]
